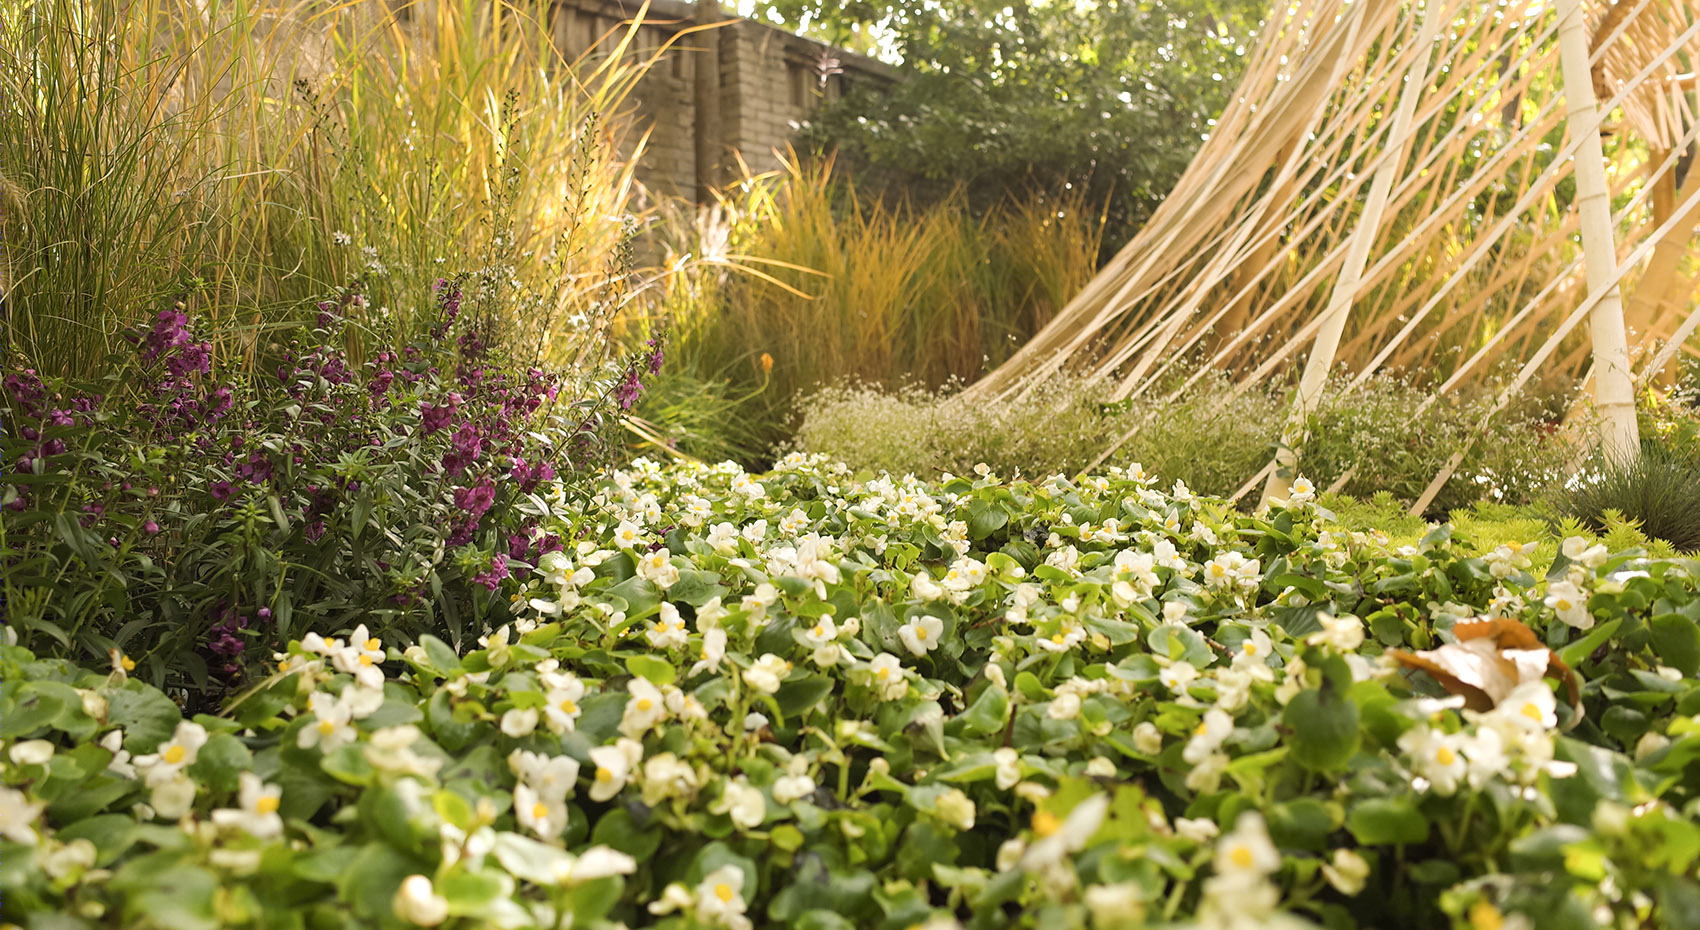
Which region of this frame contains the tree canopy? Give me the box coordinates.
[753,0,1264,248]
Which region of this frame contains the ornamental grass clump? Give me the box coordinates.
[5,454,1697,930]
[1,284,664,707]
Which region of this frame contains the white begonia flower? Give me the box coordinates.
[637,547,680,589]
[1214,811,1281,885]
[1398,723,1467,795]
[867,653,909,700]
[1,787,47,844]
[993,747,1022,790]
[613,520,645,549]
[696,865,753,930]
[149,772,198,820]
[646,602,690,649]
[1544,580,1592,630]
[1561,536,1608,569]
[772,773,817,804]
[1085,756,1117,778]
[210,771,284,839]
[508,749,581,801]
[1048,692,1083,720]
[394,874,450,926]
[1085,882,1145,926]
[1321,848,1370,896]
[1458,725,1510,790]
[588,738,644,802]
[1132,721,1164,755]
[1288,476,1316,504]
[713,778,766,830]
[1492,681,1558,732]
[501,706,540,738]
[298,690,357,753]
[743,654,792,694]
[40,837,98,881]
[741,518,769,543]
[997,837,1028,871]
[935,788,976,831]
[641,753,702,806]
[556,846,638,885]
[100,730,136,778]
[706,522,740,554]
[1020,794,1110,872]
[691,627,728,678]
[542,675,586,734]
[621,677,668,737]
[9,740,55,766]
[911,572,945,602]
[899,614,945,656]
[1185,752,1229,793]
[1162,600,1192,626]
[1310,612,1366,652]
[330,624,387,689]
[1174,817,1220,844]
[300,632,341,656]
[1158,661,1199,695]
[1183,708,1234,764]
[365,725,441,779]
[341,683,385,719]
[135,720,209,784]
[799,616,838,648]
[515,781,568,840]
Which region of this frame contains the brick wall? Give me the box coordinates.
[548,0,897,199]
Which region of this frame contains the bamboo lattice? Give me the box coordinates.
[964,0,1700,505]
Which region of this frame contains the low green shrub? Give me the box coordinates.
[1,290,661,707]
[5,455,1698,930]
[794,372,1569,514]
[1559,442,1700,553]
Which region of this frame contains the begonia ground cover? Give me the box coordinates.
[4,454,1700,930]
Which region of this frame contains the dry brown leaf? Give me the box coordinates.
[1391,617,1583,727]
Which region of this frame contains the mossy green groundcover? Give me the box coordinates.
[4,455,1699,930]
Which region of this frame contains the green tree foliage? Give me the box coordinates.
[762,0,1264,249]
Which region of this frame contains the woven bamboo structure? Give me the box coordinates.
[964,0,1699,511]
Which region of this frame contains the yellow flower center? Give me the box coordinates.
[1520,702,1543,722]
[1436,745,1457,767]
[1032,810,1062,837]
[1244,643,1258,656]
[318,720,336,735]
[813,625,826,638]
[715,882,735,903]
[122,655,137,671]
[876,667,890,680]
[164,745,186,765]
[1469,900,1505,930]
[532,802,550,820]
[256,795,281,815]
[916,627,928,640]
[365,638,381,651]
[328,638,342,649]
[1556,599,1572,611]
[1230,845,1255,869]
[358,654,373,666]
[596,767,614,783]
[1051,634,1066,645]
[559,699,578,714]
[279,659,291,672]
[1195,722,1209,737]
[636,698,653,712]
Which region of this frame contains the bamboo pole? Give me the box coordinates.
[1557,0,1640,465]
[1263,0,1442,505]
